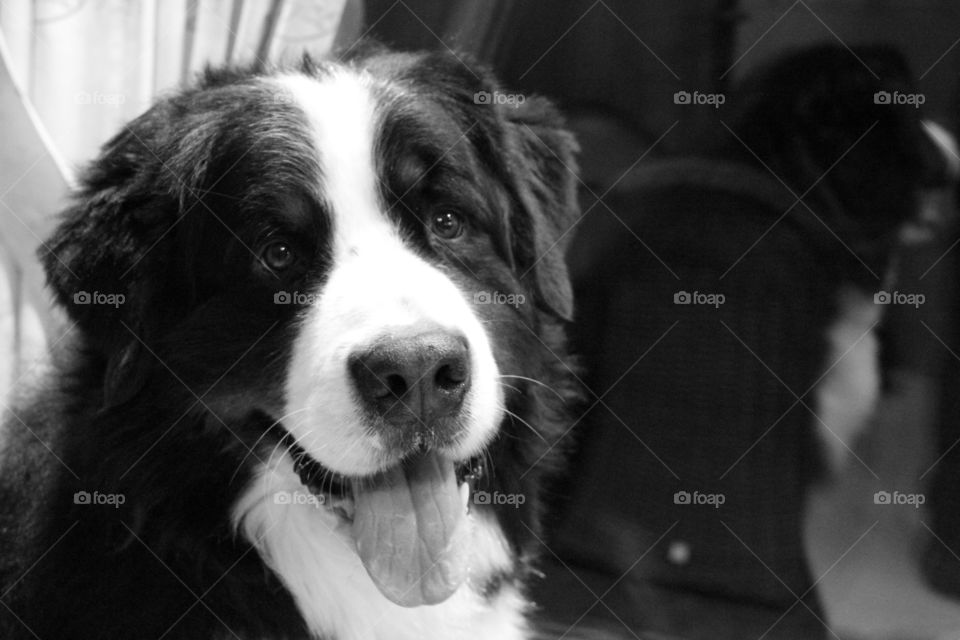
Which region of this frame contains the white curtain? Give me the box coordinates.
[0,0,358,399]
[0,0,355,169]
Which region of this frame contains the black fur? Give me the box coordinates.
[0,50,579,640]
[723,43,946,285]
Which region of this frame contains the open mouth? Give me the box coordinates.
[287,439,485,520]
[281,432,486,607]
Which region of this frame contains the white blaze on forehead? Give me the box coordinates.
[277,70,392,258]
[273,70,504,475]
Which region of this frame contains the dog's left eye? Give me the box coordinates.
[429,210,465,240]
[261,241,296,271]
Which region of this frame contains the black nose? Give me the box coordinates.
[348,327,471,426]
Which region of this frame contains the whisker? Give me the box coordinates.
[480,448,495,489]
[497,374,565,402]
[229,408,312,484]
[503,407,548,444]
[498,381,523,395]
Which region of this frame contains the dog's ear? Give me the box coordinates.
[40,106,186,406]
[502,97,580,321]
[372,50,579,319]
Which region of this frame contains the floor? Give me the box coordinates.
[805,369,960,640]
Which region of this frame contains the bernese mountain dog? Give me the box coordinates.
[0,47,580,640]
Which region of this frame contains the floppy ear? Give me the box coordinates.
[39,110,186,406]
[502,96,580,321]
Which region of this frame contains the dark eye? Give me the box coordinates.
[261,241,295,271]
[429,210,465,240]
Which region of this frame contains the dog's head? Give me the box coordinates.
[40,50,578,608]
[726,44,948,280]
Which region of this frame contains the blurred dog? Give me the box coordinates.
[534,45,953,636]
[725,44,952,470]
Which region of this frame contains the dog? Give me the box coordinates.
[724,44,953,469]
[534,44,952,636]
[0,47,579,640]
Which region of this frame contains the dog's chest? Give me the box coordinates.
[813,285,881,471]
[233,462,529,640]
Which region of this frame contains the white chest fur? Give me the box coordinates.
[232,457,528,640]
[813,285,881,473]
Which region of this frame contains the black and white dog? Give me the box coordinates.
[725,45,953,471]
[0,48,579,639]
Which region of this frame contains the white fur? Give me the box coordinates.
[922,120,959,178]
[231,70,519,638]
[904,121,960,244]
[813,285,880,472]
[274,71,503,475]
[233,456,528,640]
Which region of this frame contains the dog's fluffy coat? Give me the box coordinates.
[0,48,580,640]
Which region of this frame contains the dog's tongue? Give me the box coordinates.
[351,452,467,607]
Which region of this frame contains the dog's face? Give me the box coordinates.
[41,50,577,618]
[277,68,506,473]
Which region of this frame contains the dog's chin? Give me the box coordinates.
[284,430,487,608]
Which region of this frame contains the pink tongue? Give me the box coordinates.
[351,452,468,607]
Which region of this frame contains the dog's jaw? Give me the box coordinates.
[231,453,529,640]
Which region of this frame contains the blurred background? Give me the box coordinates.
[5,1,960,639]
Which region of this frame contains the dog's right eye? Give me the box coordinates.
[261,241,296,271]
[429,210,465,240]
